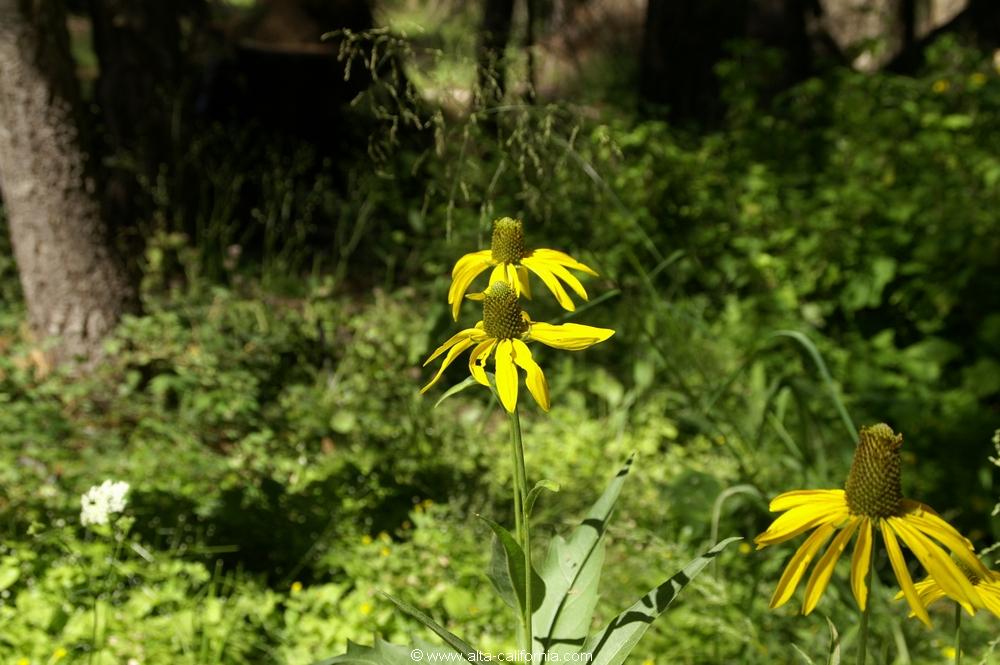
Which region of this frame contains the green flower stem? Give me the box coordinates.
[509,405,532,662]
[954,602,962,665]
[857,547,875,665]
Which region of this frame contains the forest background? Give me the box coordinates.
[1,0,999,663]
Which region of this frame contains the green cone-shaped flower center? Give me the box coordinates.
[491,218,528,263]
[483,281,527,339]
[845,423,903,518]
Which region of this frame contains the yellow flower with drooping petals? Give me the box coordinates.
[898,561,1000,620]
[423,281,613,412]
[447,218,598,320]
[755,424,989,626]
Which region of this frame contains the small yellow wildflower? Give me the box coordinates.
[447,218,598,320]
[423,282,614,412]
[361,534,373,545]
[942,646,957,659]
[755,424,989,626]
[18,659,30,665]
[738,542,753,555]
[290,581,303,594]
[51,648,68,662]
[360,602,373,616]
[969,72,988,88]
[380,547,390,558]
[932,79,951,94]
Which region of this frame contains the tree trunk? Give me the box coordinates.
[0,0,134,364]
[639,0,749,124]
[639,0,828,125]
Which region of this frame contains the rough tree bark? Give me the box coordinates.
[0,0,135,363]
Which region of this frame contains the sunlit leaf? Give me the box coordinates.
[533,453,635,657]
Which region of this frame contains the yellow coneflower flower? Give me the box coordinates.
[899,564,1000,619]
[447,217,598,320]
[423,281,613,412]
[755,424,990,626]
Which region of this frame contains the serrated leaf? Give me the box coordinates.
[314,637,459,665]
[584,537,742,665]
[434,376,482,408]
[533,454,635,657]
[378,592,478,658]
[479,516,545,616]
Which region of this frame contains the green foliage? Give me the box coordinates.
[3,24,1000,665]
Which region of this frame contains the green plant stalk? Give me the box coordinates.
[954,602,962,665]
[508,408,525,650]
[857,549,875,665]
[509,405,532,662]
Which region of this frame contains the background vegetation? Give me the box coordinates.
[1,1,998,663]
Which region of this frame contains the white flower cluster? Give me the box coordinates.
[80,480,130,526]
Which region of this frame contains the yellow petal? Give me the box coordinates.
[421,337,476,393]
[906,577,950,614]
[511,339,549,411]
[468,339,497,386]
[898,500,989,578]
[448,252,493,320]
[769,523,836,609]
[755,502,850,549]
[506,263,521,296]
[423,329,480,366]
[494,339,518,413]
[489,263,507,287]
[545,259,590,300]
[803,517,860,614]
[889,517,978,615]
[516,266,532,299]
[527,322,614,351]
[523,260,575,310]
[531,248,599,276]
[882,521,932,627]
[770,489,847,513]
[851,518,873,610]
[977,581,1000,619]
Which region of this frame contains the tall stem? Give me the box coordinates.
[857,545,874,665]
[509,405,532,662]
[954,602,962,665]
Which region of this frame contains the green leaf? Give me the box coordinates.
[0,564,18,592]
[377,592,478,657]
[791,644,816,665]
[533,453,635,657]
[434,376,482,408]
[825,616,841,665]
[584,537,742,665]
[525,480,560,517]
[314,637,461,665]
[488,531,517,609]
[478,516,545,615]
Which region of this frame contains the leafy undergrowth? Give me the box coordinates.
[1,281,997,664]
